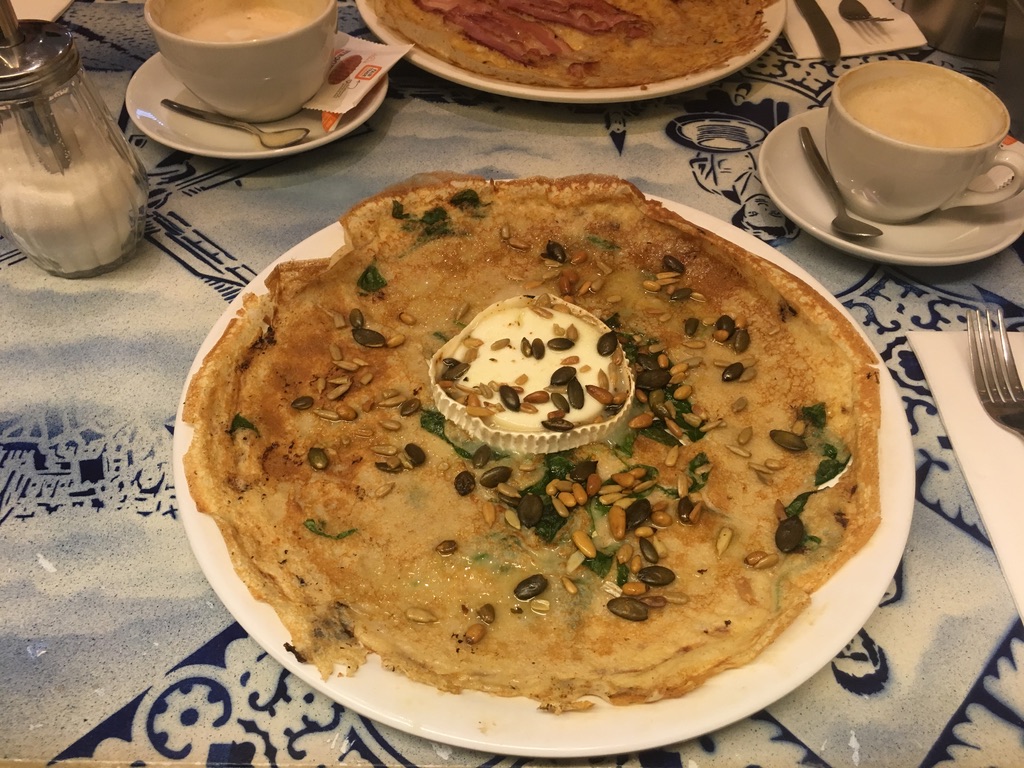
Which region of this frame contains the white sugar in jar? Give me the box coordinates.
[0,19,148,278]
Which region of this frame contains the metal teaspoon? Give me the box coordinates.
[161,99,310,149]
[798,126,883,240]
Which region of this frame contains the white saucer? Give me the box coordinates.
[760,109,1024,266]
[126,54,388,161]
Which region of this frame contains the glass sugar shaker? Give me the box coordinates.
[0,0,148,278]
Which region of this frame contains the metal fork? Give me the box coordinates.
[967,307,1024,440]
[838,0,893,22]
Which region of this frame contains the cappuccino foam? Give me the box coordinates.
[180,6,311,42]
[842,71,999,148]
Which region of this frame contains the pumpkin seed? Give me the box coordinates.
[550,366,577,387]
[499,384,521,412]
[570,459,598,483]
[639,536,659,563]
[776,515,805,552]
[514,573,549,601]
[548,337,575,351]
[349,308,365,329]
[441,361,470,381]
[662,254,686,273]
[471,443,491,468]
[679,501,704,528]
[624,497,652,530]
[550,392,570,413]
[352,327,386,348]
[670,287,693,302]
[543,240,567,263]
[634,369,668,391]
[596,331,618,357]
[404,443,426,467]
[607,596,649,622]
[638,565,675,586]
[477,467,509,489]
[566,377,585,409]
[684,317,700,337]
[291,395,314,410]
[531,337,546,360]
[399,397,421,417]
[542,418,575,432]
[722,362,745,382]
[714,315,736,339]
[733,328,751,353]
[517,493,543,527]
[307,447,329,470]
[770,429,808,452]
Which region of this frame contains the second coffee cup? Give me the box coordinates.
[825,60,1024,224]
[145,0,338,123]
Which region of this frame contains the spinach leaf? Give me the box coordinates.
[419,409,473,459]
[801,402,827,430]
[229,413,258,436]
[356,263,387,292]
[687,452,711,492]
[304,519,356,540]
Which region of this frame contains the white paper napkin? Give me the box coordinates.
[12,0,73,22]
[909,330,1024,619]
[785,0,927,59]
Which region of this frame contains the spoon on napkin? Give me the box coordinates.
[798,126,883,240]
[161,99,310,149]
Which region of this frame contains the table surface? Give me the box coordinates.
[2,2,1023,766]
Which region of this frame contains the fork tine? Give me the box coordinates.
[982,308,1009,403]
[993,307,1024,401]
[968,309,994,403]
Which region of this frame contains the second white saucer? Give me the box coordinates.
[126,53,388,161]
[760,109,1024,267]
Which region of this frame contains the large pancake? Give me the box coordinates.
[182,174,880,710]
[369,0,774,89]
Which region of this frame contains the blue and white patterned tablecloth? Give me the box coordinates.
[2,2,1022,766]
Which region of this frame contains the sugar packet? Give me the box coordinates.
[304,34,411,132]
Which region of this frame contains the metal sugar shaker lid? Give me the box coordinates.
[0,0,81,102]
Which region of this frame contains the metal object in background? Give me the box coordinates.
[995,0,1024,139]
[902,0,1007,59]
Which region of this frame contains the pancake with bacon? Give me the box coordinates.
[181,174,881,711]
[368,0,774,88]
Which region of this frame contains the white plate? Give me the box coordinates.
[760,110,1024,266]
[126,54,388,160]
[355,0,785,103]
[172,202,913,758]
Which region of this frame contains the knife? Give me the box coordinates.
[792,0,842,63]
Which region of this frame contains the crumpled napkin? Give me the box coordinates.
[785,0,927,59]
[909,330,1024,619]
[12,0,73,22]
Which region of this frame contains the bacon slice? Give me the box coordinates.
[414,0,572,65]
[505,0,651,37]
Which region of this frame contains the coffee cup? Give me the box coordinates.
[145,0,338,123]
[824,60,1024,224]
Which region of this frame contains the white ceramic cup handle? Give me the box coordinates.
[940,150,1024,211]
